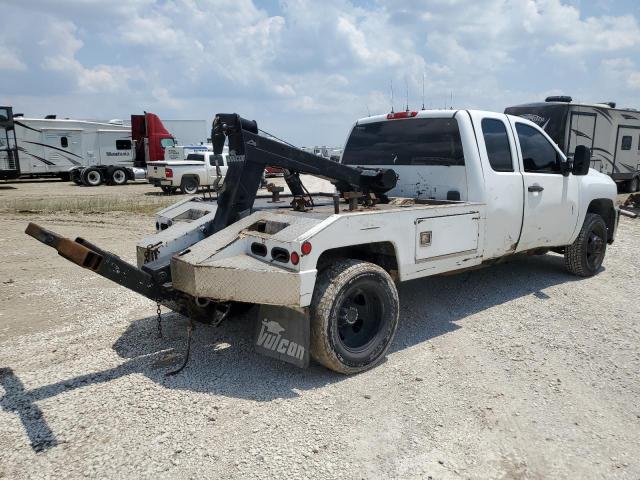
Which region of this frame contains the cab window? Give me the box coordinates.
[481,119,513,172]
[160,138,176,149]
[515,123,561,173]
[116,140,132,150]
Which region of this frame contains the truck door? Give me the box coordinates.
[469,112,525,259]
[509,120,580,251]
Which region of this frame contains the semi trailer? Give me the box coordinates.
[69,112,176,186]
[506,96,640,192]
[0,106,177,186]
[26,109,618,374]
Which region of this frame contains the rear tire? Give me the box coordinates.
[180,176,199,194]
[310,259,399,374]
[82,167,103,187]
[110,168,128,185]
[564,213,607,277]
[627,176,639,193]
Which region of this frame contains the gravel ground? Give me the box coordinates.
[0,181,639,479]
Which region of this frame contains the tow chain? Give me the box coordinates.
[156,299,163,338]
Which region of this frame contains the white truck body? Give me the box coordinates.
[10,116,133,176]
[26,108,619,374]
[140,109,618,307]
[147,150,228,193]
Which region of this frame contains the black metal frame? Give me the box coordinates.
[0,106,20,180]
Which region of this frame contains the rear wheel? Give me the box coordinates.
[82,167,103,187]
[564,213,607,277]
[180,176,199,194]
[310,259,399,374]
[110,168,128,185]
[627,176,639,193]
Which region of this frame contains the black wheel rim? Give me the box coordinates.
[337,281,383,352]
[586,226,605,271]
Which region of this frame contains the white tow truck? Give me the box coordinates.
[27,109,619,375]
[147,150,228,194]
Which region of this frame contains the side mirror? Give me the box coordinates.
[572,145,591,176]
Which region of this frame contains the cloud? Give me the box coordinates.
[0,46,26,71]
[0,0,639,145]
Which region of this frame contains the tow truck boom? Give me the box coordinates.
[209,113,397,234]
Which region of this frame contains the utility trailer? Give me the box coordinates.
[27,110,619,374]
[506,96,640,192]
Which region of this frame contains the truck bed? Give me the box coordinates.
[141,195,484,306]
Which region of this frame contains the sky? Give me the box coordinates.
[1,0,639,146]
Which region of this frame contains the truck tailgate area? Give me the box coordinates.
[172,253,307,305]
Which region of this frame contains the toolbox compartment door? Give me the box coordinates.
[415,213,479,261]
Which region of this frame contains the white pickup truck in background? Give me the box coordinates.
[147,151,228,194]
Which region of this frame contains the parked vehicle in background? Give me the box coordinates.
[506,96,640,192]
[0,106,20,180]
[68,112,176,186]
[1,106,134,183]
[147,150,228,194]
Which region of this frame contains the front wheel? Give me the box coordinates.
[310,259,399,374]
[564,213,607,277]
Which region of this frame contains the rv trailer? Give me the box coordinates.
[0,106,20,180]
[506,96,640,192]
[6,111,133,182]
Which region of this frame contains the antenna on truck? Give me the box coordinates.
[405,76,409,112]
[390,79,395,114]
[422,73,425,110]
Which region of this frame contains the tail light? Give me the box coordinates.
[290,251,300,265]
[301,241,312,255]
[387,111,418,120]
[165,168,173,178]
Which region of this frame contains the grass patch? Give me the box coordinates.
[1,195,179,214]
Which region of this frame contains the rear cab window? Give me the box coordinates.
[481,119,513,172]
[342,118,464,166]
[186,154,204,161]
[515,123,561,173]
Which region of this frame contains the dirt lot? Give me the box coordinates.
[1,179,639,479]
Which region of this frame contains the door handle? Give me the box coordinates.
[528,185,544,192]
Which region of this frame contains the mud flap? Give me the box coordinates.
[255,305,310,368]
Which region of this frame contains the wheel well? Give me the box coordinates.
[181,174,199,185]
[316,241,399,278]
[587,198,616,243]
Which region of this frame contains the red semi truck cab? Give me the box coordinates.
[131,112,176,167]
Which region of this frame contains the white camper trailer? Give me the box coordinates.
[506,96,640,192]
[10,114,133,181]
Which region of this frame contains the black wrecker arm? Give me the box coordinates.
[208,113,397,233]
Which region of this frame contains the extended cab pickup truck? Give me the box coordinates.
[27,109,619,375]
[147,151,228,194]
